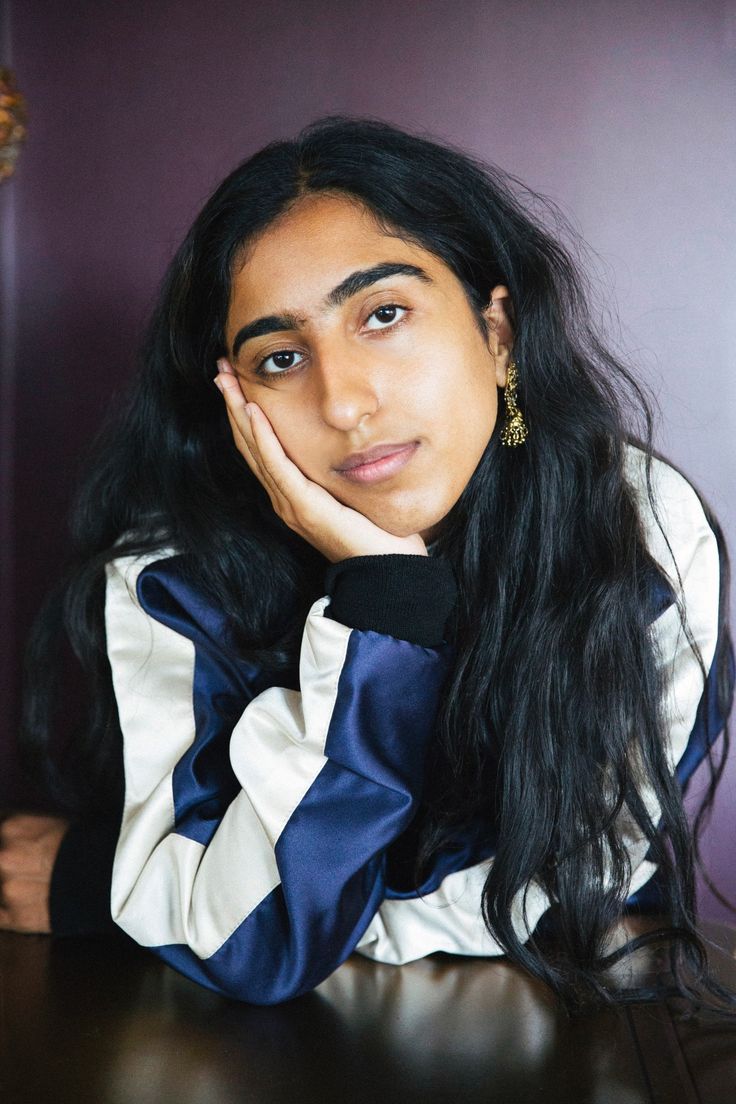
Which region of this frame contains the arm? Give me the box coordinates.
[108,549,457,1004]
[39,361,443,953]
[614,450,732,903]
[356,451,734,965]
[49,815,124,937]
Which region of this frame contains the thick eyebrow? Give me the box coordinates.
[230,261,433,359]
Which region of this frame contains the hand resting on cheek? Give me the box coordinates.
[214,358,430,564]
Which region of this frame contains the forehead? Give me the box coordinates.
[228,193,449,316]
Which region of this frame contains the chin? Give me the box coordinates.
[333,481,447,540]
[370,506,446,542]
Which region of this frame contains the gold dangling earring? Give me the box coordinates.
[500,358,528,447]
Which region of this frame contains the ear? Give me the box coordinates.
[482,284,514,388]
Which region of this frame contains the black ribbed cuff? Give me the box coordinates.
[323,554,458,646]
[49,818,120,937]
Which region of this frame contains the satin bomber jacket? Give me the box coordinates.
[103,444,733,1004]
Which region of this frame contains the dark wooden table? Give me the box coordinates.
[2,917,736,1103]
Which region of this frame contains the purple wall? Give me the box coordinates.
[2,0,735,919]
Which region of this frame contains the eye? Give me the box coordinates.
[255,348,306,378]
[253,303,410,380]
[364,303,409,330]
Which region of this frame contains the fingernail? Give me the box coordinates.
[217,358,234,375]
[213,376,224,393]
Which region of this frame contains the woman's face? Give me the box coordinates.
[225,192,511,544]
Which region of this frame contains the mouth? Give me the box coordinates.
[335,442,419,485]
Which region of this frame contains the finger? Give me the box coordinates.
[0,846,52,879]
[0,898,51,934]
[244,404,331,532]
[224,404,258,470]
[0,815,26,843]
[246,404,323,517]
[223,404,281,508]
[0,813,67,841]
[215,372,264,471]
[214,368,273,490]
[215,370,333,531]
[217,380,299,509]
[215,363,248,416]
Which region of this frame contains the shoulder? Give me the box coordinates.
[622,443,724,714]
[105,544,180,594]
[622,442,720,602]
[104,547,186,663]
[105,546,183,633]
[105,547,239,652]
[104,547,277,688]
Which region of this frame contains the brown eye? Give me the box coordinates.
[364,304,409,330]
[255,348,306,378]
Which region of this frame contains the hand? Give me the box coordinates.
[0,813,69,934]
[214,359,429,563]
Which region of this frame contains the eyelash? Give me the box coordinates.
[253,303,411,380]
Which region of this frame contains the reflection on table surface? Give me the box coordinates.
[2,916,735,1104]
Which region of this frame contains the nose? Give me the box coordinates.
[313,340,380,431]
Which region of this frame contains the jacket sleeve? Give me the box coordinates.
[613,450,733,904]
[539,454,732,921]
[106,550,457,1004]
[49,816,123,938]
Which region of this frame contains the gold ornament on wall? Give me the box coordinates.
[0,68,28,182]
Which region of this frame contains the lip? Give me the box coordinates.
[336,441,419,471]
[336,442,419,484]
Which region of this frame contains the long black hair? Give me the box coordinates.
[21,114,736,1015]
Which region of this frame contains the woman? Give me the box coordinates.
[4,115,735,1013]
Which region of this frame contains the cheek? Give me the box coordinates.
[436,368,500,464]
[270,420,316,473]
[259,341,500,487]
